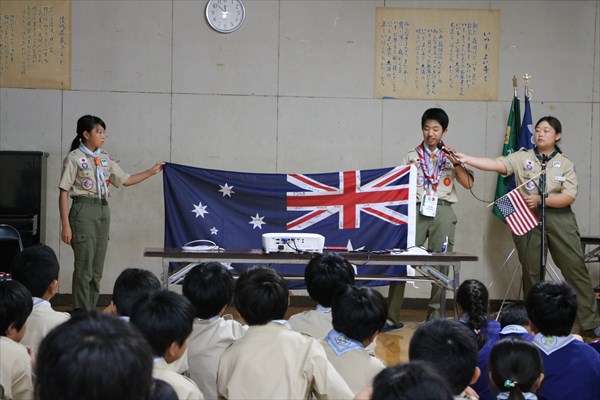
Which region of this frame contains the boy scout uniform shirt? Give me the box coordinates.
[497,149,578,199]
[59,149,130,197]
[403,149,460,203]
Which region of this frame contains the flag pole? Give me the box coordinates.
[486,170,547,207]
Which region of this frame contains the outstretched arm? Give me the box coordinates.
[123,161,165,187]
[455,153,508,175]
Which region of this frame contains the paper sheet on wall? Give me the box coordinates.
[375,7,499,100]
[0,0,71,89]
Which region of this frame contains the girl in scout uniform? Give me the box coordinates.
[456,116,600,338]
[59,115,164,311]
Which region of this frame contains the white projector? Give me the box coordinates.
[262,233,325,254]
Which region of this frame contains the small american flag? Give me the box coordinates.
[496,190,538,236]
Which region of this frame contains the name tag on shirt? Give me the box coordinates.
[420,193,438,217]
[555,175,566,182]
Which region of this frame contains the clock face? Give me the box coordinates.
[206,0,245,33]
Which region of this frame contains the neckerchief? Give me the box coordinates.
[325,329,364,356]
[534,147,559,196]
[271,319,291,329]
[416,142,446,192]
[532,333,575,355]
[497,392,537,400]
[79,143,109,200]
[500,325,530,335]
[316,304,332,313]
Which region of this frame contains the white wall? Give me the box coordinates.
[1,0,598,301]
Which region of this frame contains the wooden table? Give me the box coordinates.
[144,248,478,318]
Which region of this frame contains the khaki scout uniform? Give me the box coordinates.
[389,147,468,322]
[59,148,130,311]
[498,149,600,330]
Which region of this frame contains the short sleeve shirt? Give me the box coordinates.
[58,148,130,198]
[403,148,459,203]
[497,149,578,199]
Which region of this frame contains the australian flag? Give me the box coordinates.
[163,163,416,287]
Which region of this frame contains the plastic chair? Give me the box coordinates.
[0,224,23,271]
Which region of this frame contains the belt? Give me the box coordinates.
[417,199,453,206]
[72,196,108,206]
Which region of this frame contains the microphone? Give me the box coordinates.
[436,142,459,163]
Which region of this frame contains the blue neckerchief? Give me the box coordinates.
[325,329,364,356]
[532,333,575,355]
[497,392,537,399]
[271,319,291,329]
[316,304,331,313]
[79,143,109,200]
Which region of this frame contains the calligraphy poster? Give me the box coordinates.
[0,0,71,89]
[375,8,499,100]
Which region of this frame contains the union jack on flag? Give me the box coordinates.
[163,163,417,286]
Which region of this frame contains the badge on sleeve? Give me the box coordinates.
[552,160,561,168]
[100,158,109,167]
[525,160,534,171]
[524,180,536,192]
[79,157,88,169]
[82,178,94,190]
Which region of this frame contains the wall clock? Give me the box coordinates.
[206,0,245,33]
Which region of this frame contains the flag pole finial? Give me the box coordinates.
[522,73,532,97]
[512,75,518,96]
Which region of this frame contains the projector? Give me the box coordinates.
[262,233,325,254]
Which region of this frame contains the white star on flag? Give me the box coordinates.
[191,202,209,218]
[219,183,235,197]
[249,213,266,229]
[210,227,219,235]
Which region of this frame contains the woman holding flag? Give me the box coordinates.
[455,116,600,338]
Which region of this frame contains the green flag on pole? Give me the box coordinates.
[493,81,521,220]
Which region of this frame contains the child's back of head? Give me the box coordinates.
[457,279,491,348]
[182,262,233,319]
[35,312,154,400]
[371,361,454,400]
[499,301,530,329]
[10,244,60,299]
[305,253,355,307]
[111,268,161,317]
[331,285,387,343]
[409,319,479,396]
[130,290,195,360]
[489,337,544,400]
[0,279,33,340]
[526,280,576,336]
[234,267,288,325]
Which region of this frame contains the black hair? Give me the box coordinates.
[489,337,543,400]
[130,290,195,356]
[70,115,106,151]
[526,280,576,336]
[457,279,491,349]
[331,286,387,342]
[409,319,478,395]
[35,312,153,400]
[10,244,60,298]
[0,280,33,335]
[112,268,161,317]
[421,108,449,131]
[535,116,563,153]
[150,379,178,400]
[182,262,234,319]
[499,301,530,329]
[234,267,288,325]
[371,361,454,400]
[304,253,355,307]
